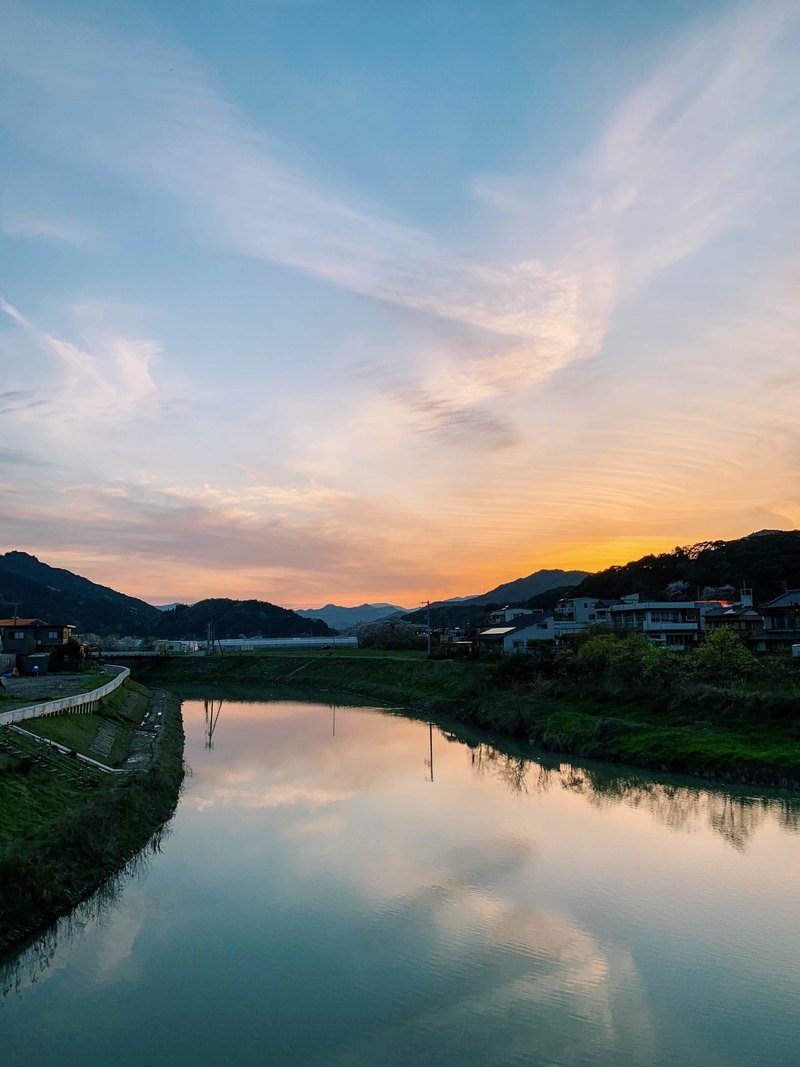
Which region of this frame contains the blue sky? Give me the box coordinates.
[1,0,798,607]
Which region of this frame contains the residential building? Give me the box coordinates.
[477,613,553,653]
[0,618,76,654]
[606,594,730,649]
[703,589,763,640]
[751,590,800,652]
[487,606,537,625]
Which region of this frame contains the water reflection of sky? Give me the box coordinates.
[3,698,799,1067]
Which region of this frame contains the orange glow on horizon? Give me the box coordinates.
[29,524,790,611]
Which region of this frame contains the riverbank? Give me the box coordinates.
[138,651,800,788]
[0,682,185,954]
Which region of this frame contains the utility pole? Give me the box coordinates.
[426,600,431,657]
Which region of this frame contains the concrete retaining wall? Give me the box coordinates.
[0,666,131,726]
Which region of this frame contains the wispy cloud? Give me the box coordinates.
[1,213,97,247]
[0,297,160,424]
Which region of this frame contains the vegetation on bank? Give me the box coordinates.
[0,683,184,954]
[21,678,151,768]
[140,633,800,788]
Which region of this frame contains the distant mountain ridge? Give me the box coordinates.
[0,552,332,638]
[403,568,589,621]
[458,568,590,606]
[296,603,409,630]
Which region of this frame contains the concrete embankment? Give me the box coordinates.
[0,684,184,954]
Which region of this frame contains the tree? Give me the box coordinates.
[691,629,760,684]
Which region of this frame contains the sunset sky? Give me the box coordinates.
[2,0,799,608]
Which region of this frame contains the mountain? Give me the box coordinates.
[0,552,334,639]
[154,598,334,639]
[296,603,409,631]
[0,551,162,635]
[459,568,589,606]
[401,568,587,625]
[570,530,800,602]
[400,569,587,628]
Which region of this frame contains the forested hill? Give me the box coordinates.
[570,531,800,602]
[153,599,334,639]
[0,551,161,635]
[0,553,333,638]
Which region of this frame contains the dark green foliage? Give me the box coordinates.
[0,552,161,635]
[490,654,538,690]
[0,552,333,640]
[571,530,800,602]
[690,629,761,684]
[144,651,800,787]
[0,691,184,952]
[153,598,333,639]
[49,637,84,672]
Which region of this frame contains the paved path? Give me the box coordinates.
[0,673,105,710]
[123,689,167,770]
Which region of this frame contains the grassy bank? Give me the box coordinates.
[139,650,800,789]
[21,678,152,769]
[0,683,184,953]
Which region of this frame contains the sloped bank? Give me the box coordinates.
[0,687,184,954]
[138,654,800,790]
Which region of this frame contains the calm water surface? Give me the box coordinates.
[3,695,799,1066]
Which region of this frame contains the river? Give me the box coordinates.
[3,694,799,1066]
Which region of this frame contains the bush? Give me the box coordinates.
[690,629,761,684]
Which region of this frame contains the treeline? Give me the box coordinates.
[153,598,333,639]
[569,530,800,602]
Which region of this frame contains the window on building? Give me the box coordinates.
[47,630,59,639]
[13,631,25,639]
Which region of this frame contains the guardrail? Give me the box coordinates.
[0,666,131,727]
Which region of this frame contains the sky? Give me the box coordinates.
[1,0,799,609]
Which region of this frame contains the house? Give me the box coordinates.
[486,606,536,625]
[751,590,800,652]
[477,612,553,653]
[702,589,763,641]
[606,594,730,650]
[0,618,76,654]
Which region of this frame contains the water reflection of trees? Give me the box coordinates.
[0,823,171,1003]
[465,742,800,852]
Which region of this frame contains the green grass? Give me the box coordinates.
[99,678,151,723]
[140,652,800,788]
[0,754,109,841]
[14,680,153,769]
[0,686,185,952]
[25,711,133,768]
